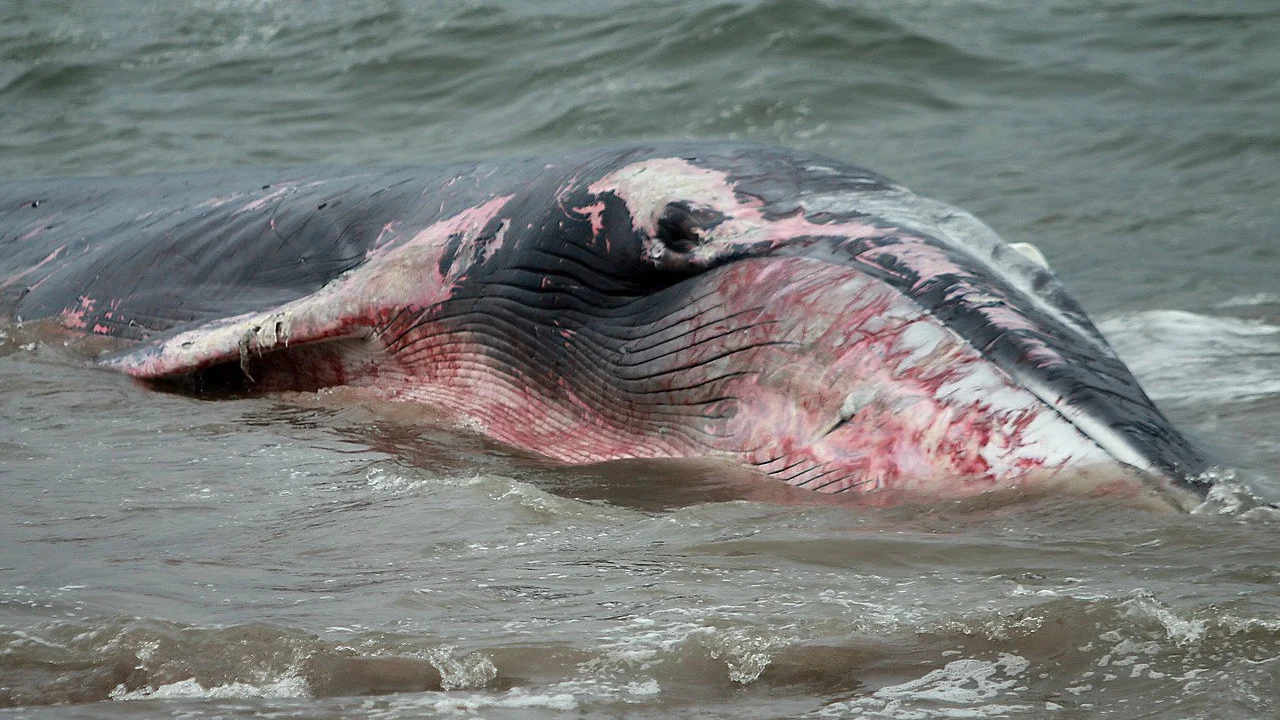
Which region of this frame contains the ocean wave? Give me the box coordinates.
[1101,309,1280,407]
[6,585,1280,712]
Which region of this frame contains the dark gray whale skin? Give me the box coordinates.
[0,144,1212,506]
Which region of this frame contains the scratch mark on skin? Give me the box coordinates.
[0,245,65,291]
[234,184,297,216]
[571,200,608,243]
[198,194,244,210]
[371,221,401,254]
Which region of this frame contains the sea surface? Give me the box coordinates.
[2,1,1280,717]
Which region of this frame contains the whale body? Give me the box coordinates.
[0,144,1211,507]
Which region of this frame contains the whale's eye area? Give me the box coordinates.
[655,202,702,254]
[655,201,727,255]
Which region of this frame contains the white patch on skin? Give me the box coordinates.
[935,362,1037,418]
[1008,242,1050,268]
[1027,375,1160,475]
[892,321,949,375]
[587,158,771,254]
[839,387,878,421]
[587,158,891,281]
[1003,408,1114,471]
[928,360,1114,474]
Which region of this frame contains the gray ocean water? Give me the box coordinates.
[2,1,1280,717]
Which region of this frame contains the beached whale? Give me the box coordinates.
[0,144,1211,507]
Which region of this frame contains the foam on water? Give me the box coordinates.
[1101,310,1280,407]
[109,675,311,701]
[814,654,1033,719]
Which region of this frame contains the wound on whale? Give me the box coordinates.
[0,144,1213,508]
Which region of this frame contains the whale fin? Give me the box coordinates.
[1007,242,1050,269]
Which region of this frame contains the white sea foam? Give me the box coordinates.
[583,607,798,688]
[1118,592,1205,648]
[362,464,434,494]
[1216,293,1280,309]
[109,675,311,701]
[426,644,499,690]
[1190,472,1280,518]
[812,653,1033,718]
[361,688,578,717]
[1101,310,1280,406]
